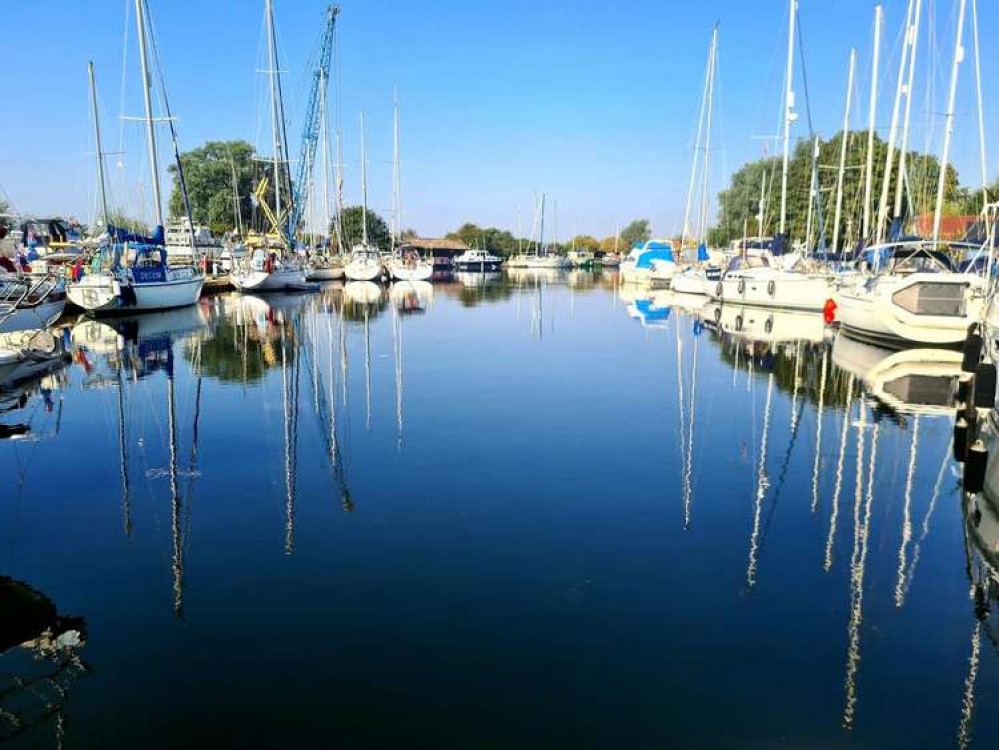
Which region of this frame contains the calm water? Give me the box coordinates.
[2,271,997,749]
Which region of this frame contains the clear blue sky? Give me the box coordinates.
[1,0,994,238]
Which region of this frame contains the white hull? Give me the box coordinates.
[671,269,712,296]
[649,260,678,286]
[835,273,985,346]
[388,259,433,281]
[231,267,307,292]
[67,271,204,312]
[620,264,654,284]
[306,266,344,281]
[717,269,834,311]
[344,258,384,282]
[523,256,567,270]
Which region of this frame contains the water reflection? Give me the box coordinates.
[0,276,996,748]
[0,577,86,745]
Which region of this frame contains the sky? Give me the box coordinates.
[1,0,996,240]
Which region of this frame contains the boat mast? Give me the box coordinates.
[88,62,110,228]
[229,150,243,237]
[697,23,719,247]
[778,0,797,238]
[265,0,285,231]
[894,0,923,222]
[757,171,767,240]
[933,0,968,244]
[135,0,163,227]
[360,110,369,246]
[862,5,883,243]
[833,49,857,252]
[392,90,401,248]
[682,25,715,247]
[804,136,820,249]
[539,193,546,253]
[876,0,915,243]
[970,0,987,211]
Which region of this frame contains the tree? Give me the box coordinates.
[569,235,600,252]
[335,206,392,252]
[619,219,651,250]
[711,130,961,249]
[167,140,261,236]
[599,236,620,254]
[446,222,525,257]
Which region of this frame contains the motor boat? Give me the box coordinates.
[620,241,675,284]
[702,302,827,345]
[835,243,986,347]
[454,248,503,272]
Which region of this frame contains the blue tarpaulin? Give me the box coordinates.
[634,242,675,268]
[696,243,709,262]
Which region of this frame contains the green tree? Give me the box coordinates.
[446,222,525,257]
[620,219,651,249]
[0,197,12,232]
[599,235,620,254]
[167,140,260,236]
[335,206,392,252]
[569,235,600,252]
[711,131,960,250]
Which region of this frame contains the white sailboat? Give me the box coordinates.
[386,94,432,282]
[344,112,385,282]
[67,10,205,313]
[715,0,835,312]
[232,0,308,293]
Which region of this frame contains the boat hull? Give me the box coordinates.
[306,266,344,281]
[455,260,502,272]
[67,272,205,313]
[0,295,66,333]
[388,260,433,281]
[717,270,833,311]
[835,273,984,347]
[232,267,308,292]
[344,259,384,282]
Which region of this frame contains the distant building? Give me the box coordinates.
[913,214,978,241]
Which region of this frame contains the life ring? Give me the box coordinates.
[738,279,746,295]
[264,254,275,273]
[768,280,776,297]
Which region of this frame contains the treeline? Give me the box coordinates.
[707,130,994,249]
[445,218,654,257]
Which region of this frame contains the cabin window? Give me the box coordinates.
[892,282,966,317]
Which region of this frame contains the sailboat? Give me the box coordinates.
[67,7,205,313]
[835,0,987,346]
[231,0,308,293]
[344,112,385,282]
[669,25,724,295]
[386,94,432,282]
[715,0,835,312]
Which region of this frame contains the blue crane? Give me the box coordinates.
[287,4,339,246]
